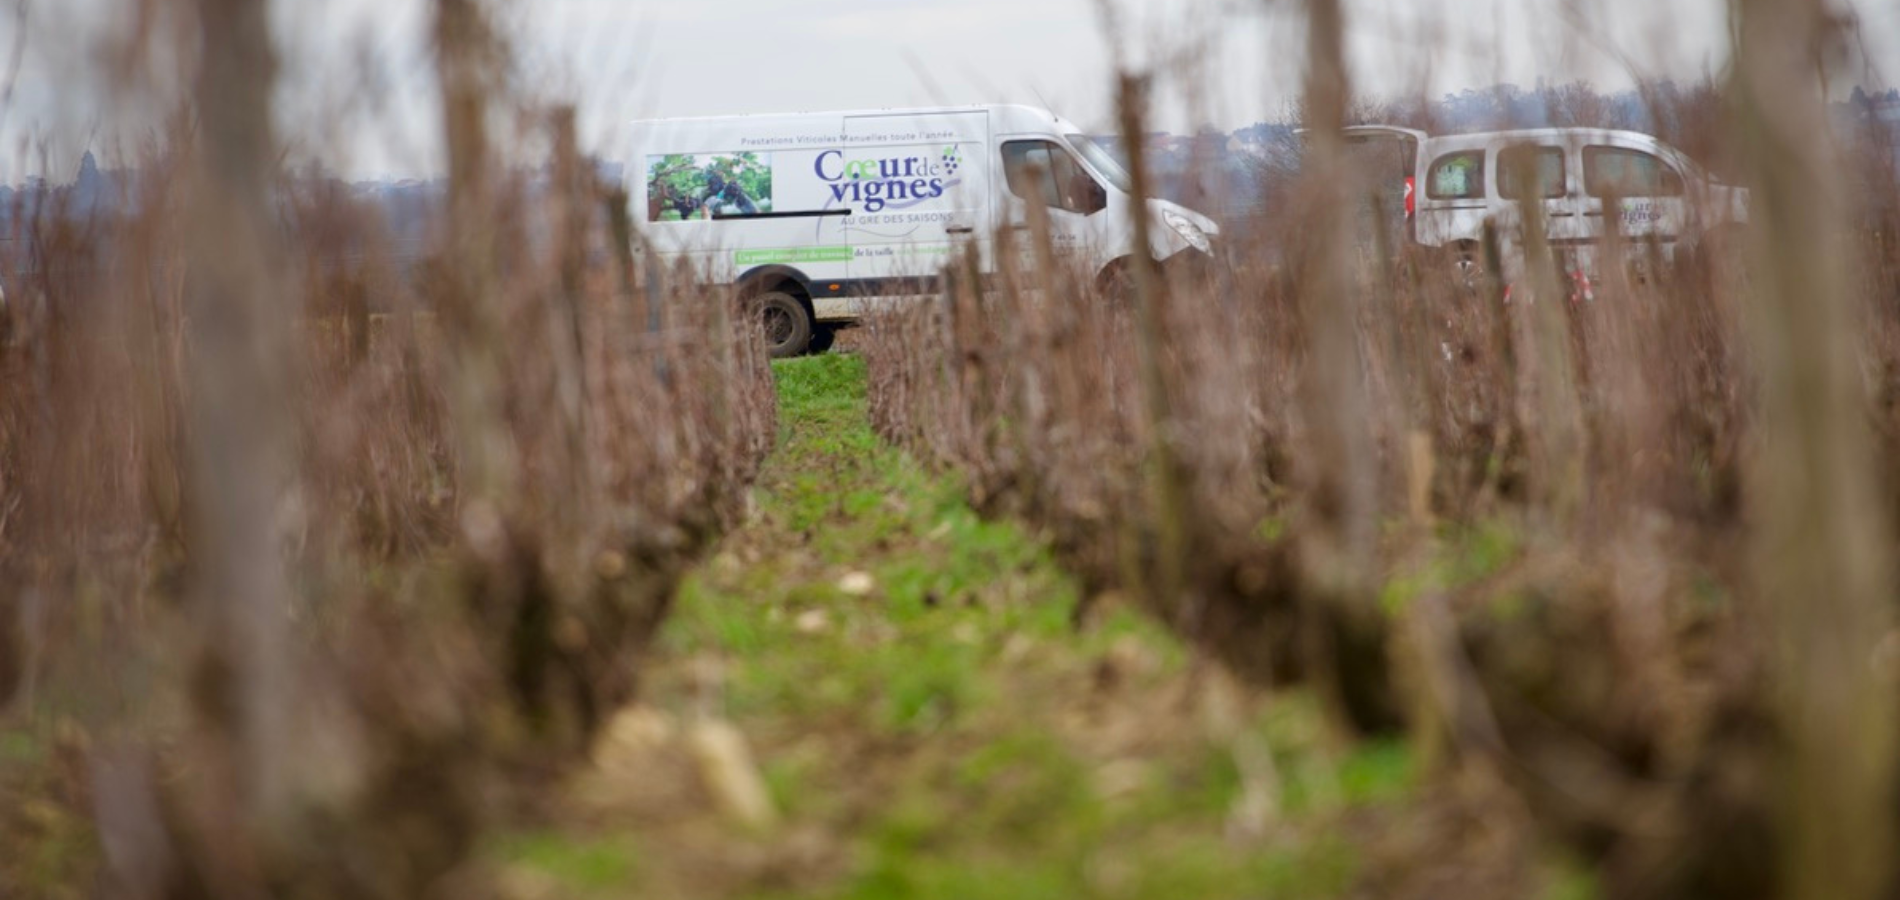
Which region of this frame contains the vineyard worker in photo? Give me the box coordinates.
[648,160,704,221]
[702,168,761,217]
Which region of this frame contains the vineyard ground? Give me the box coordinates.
[485,353,1434,900]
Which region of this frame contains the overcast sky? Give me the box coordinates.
[1,0,1895,180]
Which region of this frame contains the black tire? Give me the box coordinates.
[808,325,838,355]
[756,290,813,359]
[1448,241,1483,291]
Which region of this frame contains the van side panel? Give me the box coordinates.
[838,111,992,289]
[1397,127,1740,271]
[627,105,1207,319]
[634,115,852,287]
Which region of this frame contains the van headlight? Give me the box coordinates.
[1163,210,1212,254]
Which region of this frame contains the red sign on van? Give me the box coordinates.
[1403,177,1415,218]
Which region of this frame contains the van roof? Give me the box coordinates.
[1406,126,1673,146]
[632,103,1075,130]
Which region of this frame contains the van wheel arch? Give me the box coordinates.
[1095,257,1137,302]
[735,265,817,357]
[735,264,815,306]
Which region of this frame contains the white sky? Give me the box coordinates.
[1,0,1895,180]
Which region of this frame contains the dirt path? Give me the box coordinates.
[488,355,1411,900]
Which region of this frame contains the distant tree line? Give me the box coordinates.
[4,80,1894,261]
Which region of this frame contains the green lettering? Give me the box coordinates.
[734,246,855,266]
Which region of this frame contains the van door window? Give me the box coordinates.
[1426,150,1485,200]
[1584,147,1684,197]
[1498,146,1566,199]
[1002,140,1108,215]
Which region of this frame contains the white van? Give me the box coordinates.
[1331,126,1749,279]
[629,104,1220,356]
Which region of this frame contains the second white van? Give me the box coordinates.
[1332,125,1749,280]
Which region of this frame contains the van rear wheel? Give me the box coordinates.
[1095,259,1136,305]
[1449,242,1483,291]
[757,290,813,359]
[808,325,838,354]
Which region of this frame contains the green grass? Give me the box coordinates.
[0,724,100,900]
[1379,516,1526,615]
[0,726,46,766]
[493,832,638,892]
[500,353,1414,900]
[662,356,1089,736]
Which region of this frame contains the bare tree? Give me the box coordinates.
[1292,0,1376,595]
[1731,1,1896,899]
[179,0,298,847]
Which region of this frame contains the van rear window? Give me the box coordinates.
[1498,146,1565,199]
[1584,147,1683,198]
[1426,151,1484,200]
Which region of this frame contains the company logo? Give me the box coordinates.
[816,146,963,213]
[1620,201,1664,226]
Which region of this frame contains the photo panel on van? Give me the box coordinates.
[645,151,776,223]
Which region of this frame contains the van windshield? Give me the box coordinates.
[1066,134,1134,194]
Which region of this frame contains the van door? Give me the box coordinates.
[994,137,1112,279]
[1415,144,1489,252]
[1580,142,1690,260]
[1495,141,1580,268]
[1336,126,1424,261]
[839,111,991,295]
